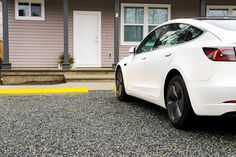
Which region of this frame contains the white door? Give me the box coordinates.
[73,11,101,67]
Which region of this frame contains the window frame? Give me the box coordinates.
[121,3,171,46]
[15,0,45,20]
[207,5,236,17]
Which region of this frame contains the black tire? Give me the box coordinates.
[115,68,128,101]
[166,75,194,130]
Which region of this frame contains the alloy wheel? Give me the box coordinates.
[167,81,185,123]
[116,70,123,97]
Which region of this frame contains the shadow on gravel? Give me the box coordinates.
[125,96,236,134]
[191,116,236,132]
[124,96,168,115]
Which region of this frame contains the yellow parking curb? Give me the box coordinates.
[0,88,89,95]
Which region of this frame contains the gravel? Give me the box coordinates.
[0,91,236,156]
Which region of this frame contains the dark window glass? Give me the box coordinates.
[18,2,29,17]
[124,7,144,24]
[148,26,157,32]
[124,26,143,42]
[157,23,203,48]
[148,8,168,25]
[233,9,236,16]
[136,26,167,54]
[124,7,144,42]
[208,9,229,16]
[184,25,203,42]
[31,3,41,17]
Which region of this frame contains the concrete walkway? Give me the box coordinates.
[0,81,115,91]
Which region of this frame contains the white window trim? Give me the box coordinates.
[207,5,236,16]
[121,3,171,46]
[15,0,45,20]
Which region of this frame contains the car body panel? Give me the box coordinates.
[116,18,236,116]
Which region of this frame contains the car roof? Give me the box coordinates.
[159,18,236,40]
[160,18,216,30]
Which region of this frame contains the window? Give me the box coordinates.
[148,8,168,32]
[15,0,45,20]
[233,9,236,16]
[121,3,171,45]
[124,7,144,42]
[135,23,203,54]
[136,25,167,54]
[207,6,236,17]
[158,24,203,48]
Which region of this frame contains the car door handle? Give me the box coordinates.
[141,57,147,60]
[165,53,172,57]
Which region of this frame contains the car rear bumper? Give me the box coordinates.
[188,79,236,116]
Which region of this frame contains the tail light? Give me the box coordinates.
[203,47,236,61]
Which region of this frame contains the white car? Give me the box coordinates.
[115,17,236,129]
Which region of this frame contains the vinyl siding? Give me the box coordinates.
[0,1,2,39]
[9,0,64,68]
[119,0,200,60]
[119,0,236,61]
[7,0,236,68]
[8,0,114,68]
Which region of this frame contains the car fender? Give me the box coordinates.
[116,56,131,90]
[164,63,210,115]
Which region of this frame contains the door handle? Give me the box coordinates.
[141,57,147,60]
[165,53,171,57]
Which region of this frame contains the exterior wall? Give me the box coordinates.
[205,0,236,5]
[8,0,64,68]
[68,0,114,68]
[7,0,236,68]
[8,0,114,68]
[0,1,2,39]
[119,0,200,60]
[119,0,236,60]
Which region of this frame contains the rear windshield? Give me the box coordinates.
[203,20,236,31]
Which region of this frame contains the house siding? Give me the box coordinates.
[0,1,2,39]
[205,0,236,5]
[119,0,200,60]
[8,0,114,68]
[9,0,64,68]
[7,0,236,68]
[119,0,236,60]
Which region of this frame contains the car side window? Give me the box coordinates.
[184,25,203,42]
[136,26,166,54]
[157,23,203,48]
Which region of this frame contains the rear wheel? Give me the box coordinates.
[166,75,194,129]
[115,68,128,101]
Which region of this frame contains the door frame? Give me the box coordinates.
[73,11,102,67]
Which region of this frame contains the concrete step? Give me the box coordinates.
[65,74,115,82]
[1,74,65,85]
[0,68,116,85]
[0,68,115,75]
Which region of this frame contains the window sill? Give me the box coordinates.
[120,41,140,46]
[15,17,45,21]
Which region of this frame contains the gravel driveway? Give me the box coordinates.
[0,91,236,156]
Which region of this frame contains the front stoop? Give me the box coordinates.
[0,68,115,85]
